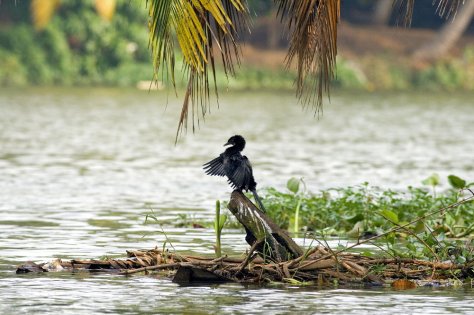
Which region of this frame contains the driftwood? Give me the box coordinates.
[16,247,474,288]
[227,190,303,262]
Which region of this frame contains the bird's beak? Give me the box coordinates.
[224,141,232,146]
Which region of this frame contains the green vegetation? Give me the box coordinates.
[332,48,474,92]
[0,1,151,86]
[2,2,474,92]
[264,175,470,235]
[158,174,474,263]
[214,200,227,257]
[261,174,474,262]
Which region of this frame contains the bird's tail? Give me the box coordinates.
[251,189,266,213]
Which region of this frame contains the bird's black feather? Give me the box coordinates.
[203,135,266,212]
[203,154,226,177]
[227,155,253,191]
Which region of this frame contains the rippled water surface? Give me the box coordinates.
[1,88,474,314]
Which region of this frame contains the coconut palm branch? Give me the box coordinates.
[275,0,340,111]
[146,0,249,141]
[394,0,463,26]
[435,0,465,18]
[147,0,463,139]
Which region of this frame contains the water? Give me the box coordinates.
[1,88,474,314]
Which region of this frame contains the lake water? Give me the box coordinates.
[1,88,474,314]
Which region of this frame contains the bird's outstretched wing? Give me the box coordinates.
[203,154,226,177]
[227,155,254,190]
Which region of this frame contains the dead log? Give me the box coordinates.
[227,190,304,262]
[172,265,231,284]
[16,247,473,287]
[16,261,47,274]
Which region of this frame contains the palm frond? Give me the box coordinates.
[275,0,340,113]
[393,0,463,26]
[147,0,249,142]
[434,0,464,19]
[393,0,415,27]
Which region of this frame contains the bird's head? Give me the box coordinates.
[224,135,246,150]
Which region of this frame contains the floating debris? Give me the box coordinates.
[15,246,474,288]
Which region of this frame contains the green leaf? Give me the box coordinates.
[347,221,364,238]
[218,214,227,230]
[345,213,364,224]
[456,255,466,264]
[385,233,396,245]
[413,221,425,233]
[287,177,300,194]
[381,209,399,224]
[406,242,416,252]
[448,175,466,189]
[422,173,440,187]
[361,250,374,257]
[425,234,437,246]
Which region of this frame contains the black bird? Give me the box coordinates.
[203,135,266,212]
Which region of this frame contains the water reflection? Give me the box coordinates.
[1,88,474,313]
[1,272,473,314]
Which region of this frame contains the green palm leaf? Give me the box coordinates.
[147,0,248,142]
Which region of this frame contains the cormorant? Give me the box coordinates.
[203,135,266,212]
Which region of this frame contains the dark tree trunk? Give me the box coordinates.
[413,0,474,60]
[372,0,393,25]
[267,9,281,49]
[227,191,303,262]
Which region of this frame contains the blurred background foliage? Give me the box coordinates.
[0,0,151,86]
[1,0,474,91]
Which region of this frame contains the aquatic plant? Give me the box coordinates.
[261,174,474,263]
[263,175,474,239]
[285,177,306,235]
[214,200,227,258]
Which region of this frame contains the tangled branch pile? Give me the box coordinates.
[17,245,474,288]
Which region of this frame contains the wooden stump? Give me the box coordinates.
[227,190,303,262]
